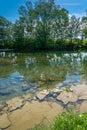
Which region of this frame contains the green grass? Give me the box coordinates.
[30,111,87,130]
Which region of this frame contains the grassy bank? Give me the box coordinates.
[31,111,87,130]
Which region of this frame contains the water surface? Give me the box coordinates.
[0,51,87,103]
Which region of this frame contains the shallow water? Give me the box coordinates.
[0,51,87,104]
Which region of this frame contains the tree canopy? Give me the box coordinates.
[0,0,87,51]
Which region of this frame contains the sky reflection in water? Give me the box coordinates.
[0,52,87,103]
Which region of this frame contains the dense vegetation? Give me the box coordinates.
[31,111,87,130]
[0,0,87,51]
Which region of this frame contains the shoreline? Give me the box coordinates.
[0,83,87,129]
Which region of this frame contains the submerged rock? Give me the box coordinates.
[0,113,11,129]
[0,89,15,96]
[52,88,62,93]
[38,81,46,86]
[22,84,30,91]
[80,101,87,113]
[8,101,63,130]
[0,104,4,111]
[22,94,32,101]
[71,84,87,95]
[6,97,24,112]
[56,91,78,104]
[78,91,87,100]
[36,90,49,101]
[36,93,46,101]
[0,91,11,96]
[52,93,58,98]
[22,82,32,91]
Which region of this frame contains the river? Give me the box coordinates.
[0,51,87,104]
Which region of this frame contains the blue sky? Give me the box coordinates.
[0,0,87,22]
[57,0,87,17]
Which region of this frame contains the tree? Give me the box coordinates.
[51,6,69,49]
[19,1,36,39]
[18,0,69,50]
[0,16,11,48]
[68,15,81,42]
[34,0,54,48]
[81,16,87,39]
[13,18,25,50]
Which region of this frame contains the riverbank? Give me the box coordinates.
[0,83,87,129]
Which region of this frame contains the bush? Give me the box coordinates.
[31,111,87,130]
[51,112,87,130]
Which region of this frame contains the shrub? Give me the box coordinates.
[51,112,87,130]
[31,111,87,130]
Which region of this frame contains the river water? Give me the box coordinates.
[0,51,87,104]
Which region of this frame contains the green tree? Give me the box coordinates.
[34,0,55,49]
[0,16,11,48]
[81,16,87,39]
[66,15,81,50]
[68,15,80,42]
[51,7,69,50]
[13,18,25,50]
[18,0,69,50]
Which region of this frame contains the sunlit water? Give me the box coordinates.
[0,51,87,104]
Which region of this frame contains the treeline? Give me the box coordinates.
[0,0,87,51]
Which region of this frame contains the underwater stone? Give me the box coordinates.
[52,88,62,93]
[78,91,87,100]
[36,93,46,101]
[56,91,78,104]
[0,104,4,111]
[80,101,87,113]
[6,97,24,112]
[0,113,11,129]
[22,83,31,91]
[0,89,15,96]
[52,93,58,98]
[36,90,49,101]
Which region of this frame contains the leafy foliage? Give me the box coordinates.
[31,112,87,130]
[0,0,87,51]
